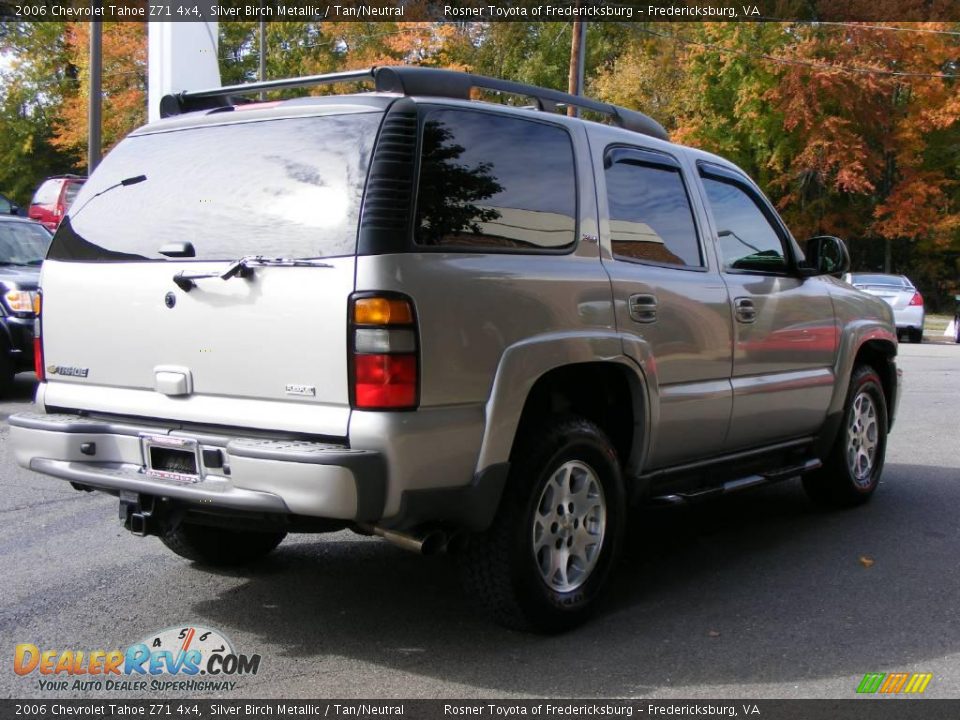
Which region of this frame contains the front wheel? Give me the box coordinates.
[160,523,286,567]
[460,417,626,633]
[804,365,888,508]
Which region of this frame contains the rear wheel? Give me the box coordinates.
[804,365,887,508]
[159,523,286,566]
[460,417,625,633]
[909,328,923,344]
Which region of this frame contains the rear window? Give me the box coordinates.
[49,112,381,262]
[415,109,577,251]
[849,274,910,287]
[32,180,62,206]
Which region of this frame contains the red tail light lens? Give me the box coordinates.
[354,354,417,408]
[350,294,418,410]
[33,293,44,382]
[909,291,923,306]
[33,337,44,381]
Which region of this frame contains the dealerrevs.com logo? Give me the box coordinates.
[14,625,260,692]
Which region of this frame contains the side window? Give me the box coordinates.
[415,109,577,251]
[701,174,788,273]
[62,182,84,210]
[605,154,702,268]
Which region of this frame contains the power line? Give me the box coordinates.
[635,26,959,80]
[780,21,960,38]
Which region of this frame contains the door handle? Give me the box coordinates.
[734,297,757,324]
[628,294,658,323]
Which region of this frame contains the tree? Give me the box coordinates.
[51,22,147,159]
[0,22,82,203]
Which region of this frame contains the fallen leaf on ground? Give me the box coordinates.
[859,556,875,568]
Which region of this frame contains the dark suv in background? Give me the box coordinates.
[0,192,25,216]
[0,216,51,393]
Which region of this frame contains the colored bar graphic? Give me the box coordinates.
[857,672,932,694]
[904,673,933,694]
[857,673,885,693]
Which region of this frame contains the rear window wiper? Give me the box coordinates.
[69,175,147,221]
[172,255,333,292]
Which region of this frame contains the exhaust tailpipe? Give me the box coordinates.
[370,526,447,555]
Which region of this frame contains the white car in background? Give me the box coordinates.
[844,273,925,343]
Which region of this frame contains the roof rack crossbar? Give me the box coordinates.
[160,65,668,141]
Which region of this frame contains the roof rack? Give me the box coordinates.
[159,66,669,141]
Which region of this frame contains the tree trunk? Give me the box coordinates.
[567,21,584,117]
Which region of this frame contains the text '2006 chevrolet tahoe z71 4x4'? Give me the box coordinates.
[10,67,900,632]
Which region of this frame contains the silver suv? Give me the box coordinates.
[10,67,901,632]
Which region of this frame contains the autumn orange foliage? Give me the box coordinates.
[52,22,147,157]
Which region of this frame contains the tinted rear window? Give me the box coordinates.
[32,180,61,206]
[49,112,381,262]
[850,274,910,287]
[415,109,577,251]
[605,158,701,267]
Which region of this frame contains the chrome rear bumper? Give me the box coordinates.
[9,412,386,521]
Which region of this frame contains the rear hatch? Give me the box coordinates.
[40,105,385,437]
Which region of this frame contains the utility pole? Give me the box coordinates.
[88,18,103,173]
[567,21,587,116]
[258,15,267,101]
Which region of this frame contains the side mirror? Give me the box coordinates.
[803,235,850,278]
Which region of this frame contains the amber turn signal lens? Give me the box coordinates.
[353,297,414,325]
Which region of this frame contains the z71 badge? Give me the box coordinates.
[46,365,89,378]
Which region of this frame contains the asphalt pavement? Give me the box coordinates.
[1,342,958,699]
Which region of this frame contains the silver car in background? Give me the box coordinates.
[844,273,925,343]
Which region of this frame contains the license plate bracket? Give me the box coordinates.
[140,434,202,483]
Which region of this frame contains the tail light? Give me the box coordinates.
[33,291,44,382]
[909,291,923,306]
[349,295,418,410]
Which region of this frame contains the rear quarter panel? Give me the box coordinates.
[823,276,898,420]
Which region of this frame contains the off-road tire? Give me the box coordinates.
[160,523,286,566]
[804,365,888,508]
[460,417,625,633]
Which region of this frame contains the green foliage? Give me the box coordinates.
[0,22,82,204]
